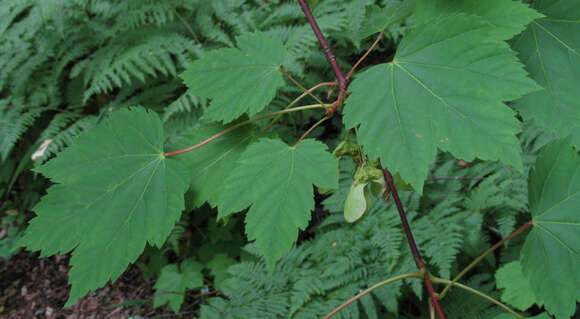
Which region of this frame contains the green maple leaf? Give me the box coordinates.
[181,32,286,123]
[169,123,258,209]
[19,107,189,306]
[495,261,538,311]
[206,253,236,289]
[343,14,539,193]
[356,2,413,42]
[413,0,543,40]
[512,0,580,148]
[520,137,580,319]
[217,138,338,270]
[154,259,204,313]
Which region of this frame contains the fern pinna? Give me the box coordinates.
[4,0,579,318]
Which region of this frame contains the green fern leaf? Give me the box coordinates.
[217,138,338,270]
[19,107,190,306]
[181,32,286,123]
[343,14,540,193]
[520,137,580,319]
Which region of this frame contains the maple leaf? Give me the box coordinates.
[495,261,538,311]
[169,123,259,209]
[181,32,286,123]
[520,137,580,319]
[154,259,204,313]
[512,0,580,148]
[19,107,189,305]
[343,14,540,193]
[217,138,338,270]
[413,0,543,40]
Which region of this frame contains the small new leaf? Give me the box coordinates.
[181,32,286,123]
[217,138,338,271]
[19,107,190,306]
[154,259,204,313]
[521,137,580,319]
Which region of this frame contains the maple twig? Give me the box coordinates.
[279,67,324,106]
[323,272,423,319]
[164,103,330,157]
[428,174,484,181]
[293,115,331,146]
[439,220,533,299]
[264,81,335,131]
[297,0,347,115]
[193,289,220,298]
[346,30,384,80]
[432,277,524,319]
[382,168,446,319]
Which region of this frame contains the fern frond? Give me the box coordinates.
[82,32,201,102]
[33,114,95,163]
[162,90,207,122]
[0,101,45,162]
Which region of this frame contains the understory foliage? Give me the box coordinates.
[1,0,579,318]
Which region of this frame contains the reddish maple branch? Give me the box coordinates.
[297,0,347,115]
[382,168,446,319]
[439,220,533,299]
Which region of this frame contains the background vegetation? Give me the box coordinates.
[0,0,577,318]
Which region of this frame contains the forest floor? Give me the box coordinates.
[0,252,193,319]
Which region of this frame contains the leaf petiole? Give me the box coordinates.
[164,103,330,157]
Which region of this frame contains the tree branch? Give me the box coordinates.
[383,168,446,319]
[297,0,347,115]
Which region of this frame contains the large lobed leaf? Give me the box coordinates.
[343,14,540,192]
[169,123,259,209]
[520,137,580,319]
[20,107,190,305]
[512,0,580,148]
[217,138,338,270]
[181,32,286,123]
[495,261,538,311]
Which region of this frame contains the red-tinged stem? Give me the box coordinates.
[383,168,446,319]
[163,103,328,157]
[323,272,423,319]
[279,67,324,106]
[293,115,331,146]
[346,30,384,81]
[424,272,445,319]
[297,0,347,115]
[263,81,335,131]
[439,220,533,299]
[428,175,484,181]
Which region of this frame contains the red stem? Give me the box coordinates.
[297,0,347,115]
[424,272,446,319]
[383,168,446,319]
[164,125,240,157]
[346,30,384,80]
